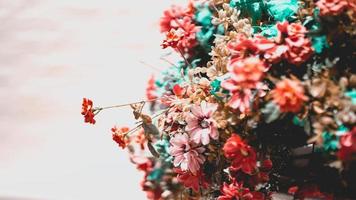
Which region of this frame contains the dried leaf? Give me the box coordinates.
[141,114,152,124]
[147,142,160,158]
[131,102,144,119]
[142,122,160,137]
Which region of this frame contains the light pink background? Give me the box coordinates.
[0,0,182,199]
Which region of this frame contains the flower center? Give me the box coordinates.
[200,118,210,129]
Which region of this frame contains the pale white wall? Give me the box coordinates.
[0,0,183,199]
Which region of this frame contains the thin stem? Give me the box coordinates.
[139,60,162,72]
[124,123,142,137]
[177,48,193,69]
[99,99,158,110]
[160,56,179,68]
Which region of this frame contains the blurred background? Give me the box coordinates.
[0,0,182,199]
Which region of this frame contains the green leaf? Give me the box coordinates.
[312,35,328,54]
[195,5,212,27]
[345,89,356,105]
[266,0,299,22]
[230,0,264,24]
[147,142,160,158]
[261,102,281,123]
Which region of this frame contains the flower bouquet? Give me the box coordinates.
[81,0,356,199]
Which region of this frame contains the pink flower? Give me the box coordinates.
[222,87,252,113]
[159,3,194,33]
[186,101,219,145]
[169,133,205,174]
[316,0,348,16]
[285,36,314,65]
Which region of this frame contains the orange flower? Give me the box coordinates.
[81,98,96,124]
[271,78,308,113]
[112,126,130,149]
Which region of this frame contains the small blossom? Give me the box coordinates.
[161,28,184,49]
[316,0,348,16]
[338,127,356,161]
[174,168,209,192]
[186,101,219,145]
[223,134,257,175]
[112,126,130,149]
[218,179,264,200]
[169,133,205,174]
[271,78,308,113]
[81,98,96,124]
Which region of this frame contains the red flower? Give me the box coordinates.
[271,78,308,113]
[218,179,264,200]
[161,16,198,52]
[130,155,153,172]
[172,84,186,97]
[111,126,130,149]
[292,185,333,200]
[81,98,96,124]
[316,0,348,16]
[146,75,157,101]
[174,168,209,192]
[285,36,313,65]
[223,134,257,175]
[159,3,194,33]
[227,57,266,89]
[260,159,273,171]
[338,127,356,161]
[227,34,260,60]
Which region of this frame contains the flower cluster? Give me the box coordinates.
[160,3,198,53]
[81,0,356,199]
